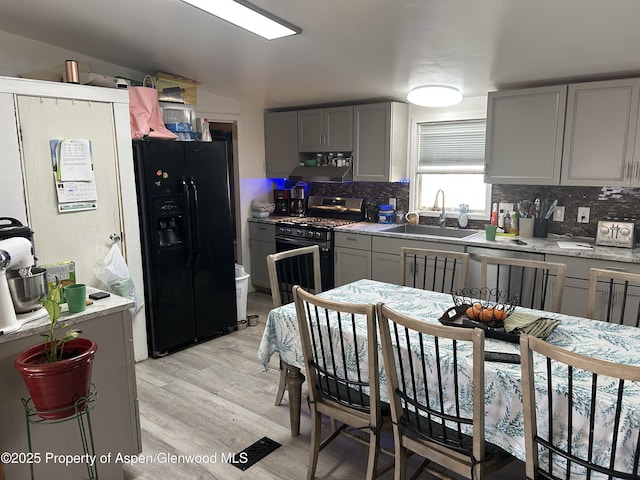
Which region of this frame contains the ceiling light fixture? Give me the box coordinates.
[181,0,301,40]
[406,85,463,107]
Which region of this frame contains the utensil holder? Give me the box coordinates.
[519,218,534,238]
[534,218,548,238]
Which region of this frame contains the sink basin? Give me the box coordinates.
[380,224,482,239]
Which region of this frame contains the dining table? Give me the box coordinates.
[258,278,640,465]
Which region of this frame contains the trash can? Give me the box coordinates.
[235,264,250,323]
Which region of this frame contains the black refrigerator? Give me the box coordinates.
[133,140,237,357]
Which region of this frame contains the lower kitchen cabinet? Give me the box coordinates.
[249,222,275,290]
[547,254,640,324]
[372,236,465,286]
[334,232,372,287]
[372,252,402,285]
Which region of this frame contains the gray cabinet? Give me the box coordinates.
[249,222,276,289]
[334,232,371,287]
[561,78,640,186]
[484,85,566,185]
[372,236,465,286]
[265,111,299,178]
[547,254,640,322]
[353,102,409,182]
[298,106,353,152]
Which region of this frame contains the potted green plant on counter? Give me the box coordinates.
[14,280,98,419]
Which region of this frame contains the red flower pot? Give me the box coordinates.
[14,338,98,420]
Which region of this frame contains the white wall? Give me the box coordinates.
[0,30,272,360]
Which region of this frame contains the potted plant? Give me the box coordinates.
[14,281,98,420]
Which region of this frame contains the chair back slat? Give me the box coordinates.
[377,304,498,470]
[521,334,640,480]
[295,286,375,413]
[401,248,470,293]
[267,245,322,308]
[587,268,640,327]
[480,256,567,312]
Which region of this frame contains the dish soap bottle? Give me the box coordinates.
[457,204,469,229]
[491,203,498,226]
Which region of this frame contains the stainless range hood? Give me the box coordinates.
[288,165,353,183]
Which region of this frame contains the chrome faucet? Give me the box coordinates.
[432,189,446,227]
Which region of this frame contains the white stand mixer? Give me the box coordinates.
[0,237,37,333]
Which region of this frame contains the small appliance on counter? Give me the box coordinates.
[595,218,636,248]
[364,199,378,222]
[0,237,46,333]
[290,183,308,217]
[0,217,34,244]
[273,188,290,216]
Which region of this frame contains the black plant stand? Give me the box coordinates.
[21,384,99,480]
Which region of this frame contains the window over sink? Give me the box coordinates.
[411,118,491,220]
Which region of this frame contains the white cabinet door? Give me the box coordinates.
[324,106,353,152]
[371,252,401,284]
[17,95,123,286]
[353,102,408,182]
[561,79,640,186]
[298,106,353,152]
[298,109,325,151]
[249,222,275,289]
[265,111,298,178]
[0,93,28,223]
[484,85,566,185]
[334,247,371,287]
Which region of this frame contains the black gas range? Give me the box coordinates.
[274,196,364,290]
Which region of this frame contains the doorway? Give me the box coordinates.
[209,121,240,263]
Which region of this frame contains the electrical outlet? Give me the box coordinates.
[577,207,590,223]
[553,206,565,222]
[389,197,396,209]
[498,202,514,214]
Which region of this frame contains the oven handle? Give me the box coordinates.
[276,236,331,252]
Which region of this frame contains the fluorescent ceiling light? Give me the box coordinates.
[407,85,463,107]
[181,0,301,40]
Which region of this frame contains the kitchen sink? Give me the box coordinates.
[380,224,482,239]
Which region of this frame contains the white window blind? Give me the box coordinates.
[417,119,486,173]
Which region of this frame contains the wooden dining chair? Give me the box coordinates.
[266,245,322,407]
[293,286,393,480]
[587,268,640,326]
[480,256,567,312]
[376,302,513,480]
[521,334,640,480]
[400,247,470,293]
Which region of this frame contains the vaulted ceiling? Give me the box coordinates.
[2,0,640,109]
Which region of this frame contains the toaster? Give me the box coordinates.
[595,219,636,248]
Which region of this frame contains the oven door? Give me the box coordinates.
[275,236,334,291]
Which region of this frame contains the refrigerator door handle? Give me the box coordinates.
[187,176,201,263]
[180,176,194,266]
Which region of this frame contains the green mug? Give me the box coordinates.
[64,284,87,313]
[485,225,497,241]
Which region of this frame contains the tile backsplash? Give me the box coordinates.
[309,181,640,238]
[492,184,640,237]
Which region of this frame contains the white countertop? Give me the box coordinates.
[0,287,134,344]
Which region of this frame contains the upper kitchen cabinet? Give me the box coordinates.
[353,102,408,182]
[298,106,353,152]
[265,111,299,178]
[484,85,567,185]
[561,78,640,186]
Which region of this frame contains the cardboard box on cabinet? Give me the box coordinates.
[154,72,200,105]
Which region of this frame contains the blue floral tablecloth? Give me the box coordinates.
[258,279,640,471]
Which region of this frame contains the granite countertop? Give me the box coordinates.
[0,287,134,344]
[335,222,640,263]
[248,217,640,263]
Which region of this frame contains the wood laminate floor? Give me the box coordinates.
[123,292,525,479]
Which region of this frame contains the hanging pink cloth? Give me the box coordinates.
[128,76,177,140]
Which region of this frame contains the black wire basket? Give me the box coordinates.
[451,287,519,328]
